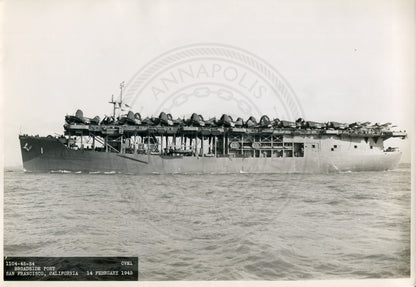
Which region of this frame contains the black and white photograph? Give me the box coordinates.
[2,0,415,286]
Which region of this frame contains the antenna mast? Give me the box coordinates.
[119,81,125,106]
[108,81,125,119]
[109,94,117,118]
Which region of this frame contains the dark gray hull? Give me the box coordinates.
[19,136,402,174]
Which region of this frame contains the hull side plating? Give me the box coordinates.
[19,136,402,174]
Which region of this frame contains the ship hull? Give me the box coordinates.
[19,136,402,174]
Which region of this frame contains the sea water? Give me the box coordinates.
[3,164,411,280]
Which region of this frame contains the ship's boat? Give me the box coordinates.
[259,115,272,128]
[218,114,234,127]
[159,112,173,126]
[234,117,244,128]
[245,116,257,128]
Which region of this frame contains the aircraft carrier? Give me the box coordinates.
[19,88,407,174]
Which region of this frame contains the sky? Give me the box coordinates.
[2,0,415,166]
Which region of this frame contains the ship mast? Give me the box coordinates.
[108,81,125,118]
[109,95,116,118]
[119,81,125,106]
